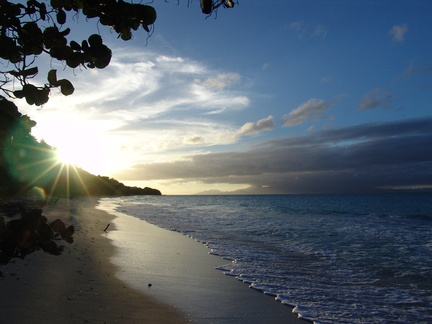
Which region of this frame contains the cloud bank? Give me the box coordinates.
[116,117,432,194]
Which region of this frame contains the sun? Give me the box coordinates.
[55,136,107,175]
[30,112,129,177]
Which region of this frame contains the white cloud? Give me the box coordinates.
[238,115,274,136]
[282,98,332,126]
[389,24,408,42]
[20,47,252,172]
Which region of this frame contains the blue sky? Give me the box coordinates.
[20,0,432,194]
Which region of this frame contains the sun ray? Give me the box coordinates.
[69,163,91,196]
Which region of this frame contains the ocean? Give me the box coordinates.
[101,194,432,324]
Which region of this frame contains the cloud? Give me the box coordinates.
[358,88,392,110]
[288,21,328,39]
[46,48,249,120]
[282,98,332,126]
[21,47,253,170]
[389,24,408,42]
[116,117,432,194]
[183,136,205,144]
[196,73,240,91]
[312,25,328,38]
[238,115,274,136]
[402,64,432,78]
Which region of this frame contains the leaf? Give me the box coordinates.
[92,45,112,69]
[70,40,81,51]
[200,0,213,14]
[226,0,235,8]
[50,219,66,232]
[60,27,71,37]
[47,69,58,86]
[60,225,74,243]
[66,56,81,68]
[88,34,103,47]
[56,9,66,24]
[58,79,74,96]
[33,87,50,106]
[138,5,157,26]
[24,67,38,77]
[13,90,25,99]
[120,29,132,41]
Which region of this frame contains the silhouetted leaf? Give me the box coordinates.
[58,79,74,95]
[56,9,66,24]
[47,69,58,86]
[201,0,213,14]
[60,225,74,243]
[88,34,103,47]
[70,40,81,51]
[50,219,66,232]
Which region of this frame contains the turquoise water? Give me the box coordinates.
[108,194,432,323]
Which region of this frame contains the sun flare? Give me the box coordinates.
[55,137,107,175]
[31,118,110,175]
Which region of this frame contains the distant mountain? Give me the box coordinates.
[195,185,277,195]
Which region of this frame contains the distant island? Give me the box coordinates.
[0,98,160,199]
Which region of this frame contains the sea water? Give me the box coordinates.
[103,194,432,324]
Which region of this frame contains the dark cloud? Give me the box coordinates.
[117,117,432,194]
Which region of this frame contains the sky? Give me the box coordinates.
[17,0,432,195]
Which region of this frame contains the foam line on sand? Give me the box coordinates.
[100,198,311,324]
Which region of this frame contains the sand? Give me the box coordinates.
[0,198,187,324]
[0,197,310,324]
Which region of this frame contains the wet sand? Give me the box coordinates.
[100,198,310,324]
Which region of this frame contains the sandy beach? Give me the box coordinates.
[0,198,187,324]
[0,197,309,324]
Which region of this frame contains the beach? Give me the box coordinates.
[0,197,309,324]
[0,198,187,324]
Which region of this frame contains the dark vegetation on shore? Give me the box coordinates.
[0,97,161,199]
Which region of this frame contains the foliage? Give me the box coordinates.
[0,0,236,106]
[0,0,157,106]
[200,0,235,15]
[0,206,74,265]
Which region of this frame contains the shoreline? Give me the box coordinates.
[99,198,311,324]
[0,197,188,323]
